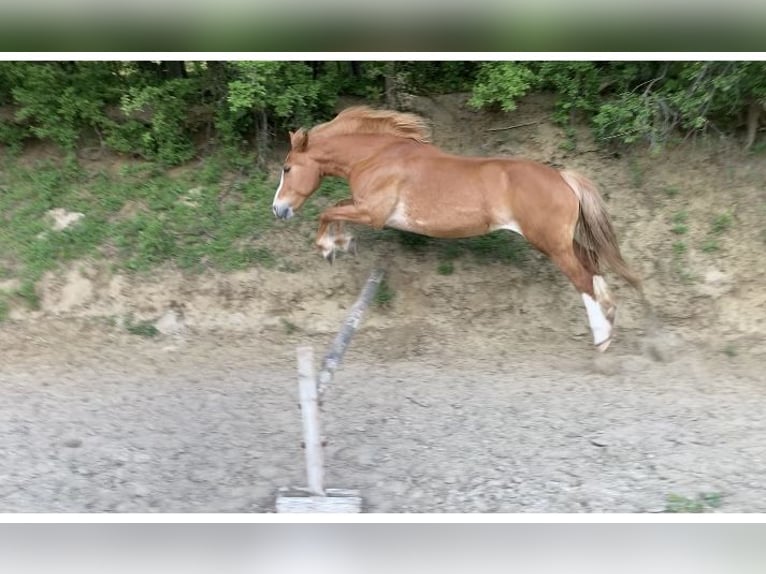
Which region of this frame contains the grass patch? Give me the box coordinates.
[711,211,733,234]
[397,231,431,251]
[373,278,395,308]
[0,297,8,322]
[664,492,723,513]
[460,232,528,264]
[628,157,644,188]
[280,318,299,335]
[672,240,687,255]
[125,317,159,338]
[437,261,455,275]
[0,155,280,307]
[723,344,737,358]
[15,279,40,309]
[670,210,688,235]
[701,238,720,253]
[296,177,351,221]
[385,229,528,267]
[663,186,680,198]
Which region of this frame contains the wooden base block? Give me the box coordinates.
[275,488,363,513]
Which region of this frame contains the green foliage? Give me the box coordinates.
[0,121,27,155]
[1,62,123,151]
[460,232,528,264]
[437,261,454,275]
[663,186,680,198]
[125,316,160,338]
[701,238,720,253]
[15,279,40,309]
[723,344,738,358]
[665,492,723,513]
[2,60,764,158]
[110,78,199,166]
[711,212,733,234]
[373,279,396,308]
[469,62,536,112]
[536,62,602,124]
[671,211,689,235]
[0,155,280,311]
[227,62,326,121]
[398,62,478,94]
[396,230,431,251]
[593,91,658,145]
[280,318,299,335]
[469,61,766,148]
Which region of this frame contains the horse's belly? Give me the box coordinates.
[384,201,491,238]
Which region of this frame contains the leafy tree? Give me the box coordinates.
[1,60,764,162]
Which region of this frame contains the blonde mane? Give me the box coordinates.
[308,106,432,143]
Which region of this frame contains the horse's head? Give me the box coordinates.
[272,129,321,220]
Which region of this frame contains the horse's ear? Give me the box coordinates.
[290,128,308,152]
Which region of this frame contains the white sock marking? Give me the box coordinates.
[582,292,612,345]
[593,275,608,299]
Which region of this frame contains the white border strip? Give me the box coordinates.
[2,513,764,523]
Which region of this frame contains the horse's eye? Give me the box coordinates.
[283,166,291,173]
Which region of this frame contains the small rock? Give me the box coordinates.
[62,438,83,448]
[47,208,84,231]
[698,268,733,297]
[155,309,185,336]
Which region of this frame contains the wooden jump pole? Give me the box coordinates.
[276,268,384,513]
[297,345,324,496]
[318,268,385,397]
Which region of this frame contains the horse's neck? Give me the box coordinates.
[311,134,401,178]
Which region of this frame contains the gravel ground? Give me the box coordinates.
[1,320,765,513]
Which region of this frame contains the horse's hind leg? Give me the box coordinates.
[549,247,615,351]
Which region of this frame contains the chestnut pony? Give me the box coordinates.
[272,106,640,351]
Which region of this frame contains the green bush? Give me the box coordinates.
[469,62,536,112]
[2,62,122,151]
[1,60,764,161]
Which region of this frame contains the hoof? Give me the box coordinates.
[595,336,612,352]
[348,238,357,256]
[324,249,336,265]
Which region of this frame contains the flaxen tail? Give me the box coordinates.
[560,170,642,291]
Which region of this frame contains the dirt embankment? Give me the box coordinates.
[5,93,765,363]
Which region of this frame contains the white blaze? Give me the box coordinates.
[272,170,285,206]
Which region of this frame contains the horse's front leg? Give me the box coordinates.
[328,199,357,255]
[315,201,373,263]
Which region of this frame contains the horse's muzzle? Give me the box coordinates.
[272,203,294,220]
